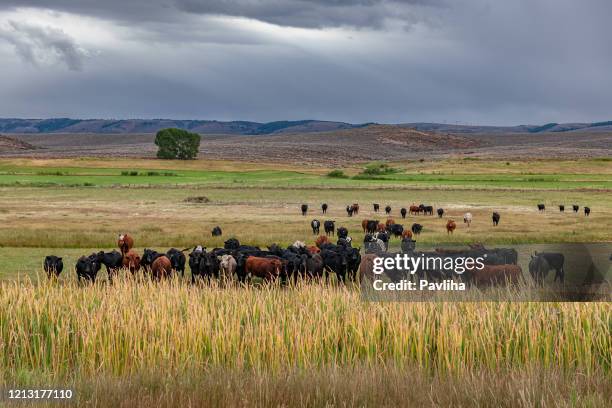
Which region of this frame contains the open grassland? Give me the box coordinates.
[0,279,610,406]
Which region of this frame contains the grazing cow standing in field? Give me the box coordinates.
[246,257,284,281]
[423,206,434,215]
[463,212,473,227]
[572,205,579,213]
[321,203,328,214]
[122,250,141,274]
[409,205,420,215]
[361,219,369,233]
[400,208,407,219]
[537,203,545,212]
[44,255,63,278]
[559,205,565,212]
[117,233,134,256]
[311,219,321,235]
[352,204,360,215]
[211,226,222,236]
[468,264,522,287]
[151,256,172,280]
[188,246,205,278]
[385,205,392,215]
[446,220,457,234]
[492,212,500,226]
[218,254,237,282]
[346,205,354,217]
[584,207,591,216]
[97,250,123,282]
[316,235,331,248]
[373,203,380,212]
[529,255,550,285]
[366,220,379,234]
[301,204,308,216]
[534,251,565,283]
[324,220,335,236]
[388,224,404,238]
[411,223,423,235]
[437,208,444,218]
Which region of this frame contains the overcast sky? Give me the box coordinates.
[0,1,610,125]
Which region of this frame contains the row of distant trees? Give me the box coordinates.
[154,128,201,160]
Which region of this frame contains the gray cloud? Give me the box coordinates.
[0,20,87,70]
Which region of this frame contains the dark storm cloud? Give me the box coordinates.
[0,0,443,28]
[0,20,86,70]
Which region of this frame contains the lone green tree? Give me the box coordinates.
[154,128,201,160]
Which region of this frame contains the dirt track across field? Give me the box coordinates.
[1,124,611,164]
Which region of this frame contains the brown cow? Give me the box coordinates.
[117,233,134,256]
[122,250,141,274]
[307,245,321,254]
[469,265,522,287]
[377,222,386,233]
[246,257,283,281]
[151,255,172,280]
[446,220,457,234]
[401,230,413,239]
[409,205,420,215]
[315,235,330,248]
[361,219,369,233]
[358,253,378,282]
[385,218,395,228]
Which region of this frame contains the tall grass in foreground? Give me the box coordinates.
[0,277,609,384]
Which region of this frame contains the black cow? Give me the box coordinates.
[211,226,222,236]
[188,246,205,282]
[337,227,349,239]
[141,249,163,271]
[96,250,123,282]
[199,252,221,280]
[572,205,579,213]
[388,224,404,238]
[584,207,590,216]
[167,248,187,277]
[324,220,335,236]
[423,206,433,215]
[366,220,379,234]
[437,208,444,218]
[224,238,240,250]
[534,252,565,283]
[537,204,545,212]
[492,212,500,226]
[43,255,63,278]
[529,255,550,285]
[559,204,564,212]
[301,204,308,216]
[311,219,321,235]
[346,205,354,217]
[321,248,349,283]
[400,208,407,219]
[76,254,101,283]
[411,223,423,235]
[385,205,392,215]
[304,253,324,279]
[346,247,362,281]
[321,203,328,214]
[373,203,380,212]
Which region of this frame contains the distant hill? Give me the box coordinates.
[0,118,611,135]
[0,118,366,135]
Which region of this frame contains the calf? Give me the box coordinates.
[437,208,444,218]
[311,219,321,235]
[166,248,187,277]
[117,233,134,256]
[211,226,222,236]
[321,203,328,214]
[324,220,335,236]
[411,223,423,235]
[373,203,380,212]
[385,205,392,215]
[537,203,545,212]
[468,264,522,287]
[584,207,590,216]
[492,212,500,226]
[446,220,456,234]
[301,204,308,216]
[246,256,284,281]
[97,250,123,282]
[400,208,407,219]
[43,255,63,278]
[122,250,141,274]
